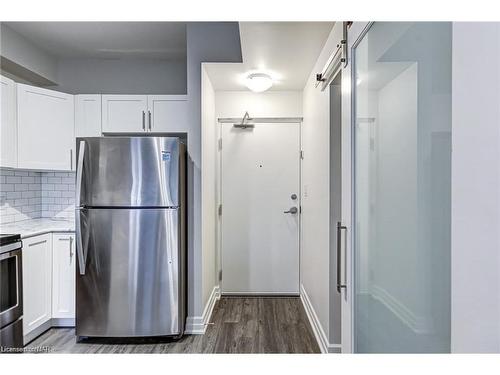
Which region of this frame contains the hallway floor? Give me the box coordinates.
[27,297,320,353]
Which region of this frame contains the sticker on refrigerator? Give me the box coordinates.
[161,151,171,161]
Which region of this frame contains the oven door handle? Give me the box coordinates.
[75,208,87,275]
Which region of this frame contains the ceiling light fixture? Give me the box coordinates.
[244,72,273,93]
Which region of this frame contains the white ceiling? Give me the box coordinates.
[205,22,334,91]
[3,22,186,60]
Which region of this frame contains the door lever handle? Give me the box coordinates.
[284,207,298,214]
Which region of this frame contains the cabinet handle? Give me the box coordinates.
[142,111,146,130]
[70,149,73,170]
[148,110,152,131]
[69,236,74,259]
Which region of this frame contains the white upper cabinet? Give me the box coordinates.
[23,234,52,336]
[102,94,188,134]
[101,95,148,133]
[52,233,76,319]
[147,95,188,133]
[1,75,17,168]
[17,84,75,171]
[75,95,102,137]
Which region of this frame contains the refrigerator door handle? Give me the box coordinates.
[76,140,85,208]
[75,209,86,275]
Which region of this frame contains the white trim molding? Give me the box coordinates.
[185,285,221,334]
[370,285,433,335]
[300,284,341,353]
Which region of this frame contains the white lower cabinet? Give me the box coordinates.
[52,234,76,319]
[22,232,76,342]
[22,234,52,336]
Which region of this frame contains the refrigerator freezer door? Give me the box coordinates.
[76,137,181,207]
[76,207,183,337]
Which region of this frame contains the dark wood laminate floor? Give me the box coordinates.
[27,297,320,354]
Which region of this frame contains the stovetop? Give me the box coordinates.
[0,233,21,247]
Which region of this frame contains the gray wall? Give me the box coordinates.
[185,22,242,323]
[52,58,187,94]
[0,23,58,84]
[1,23,187,94]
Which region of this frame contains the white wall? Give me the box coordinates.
[215,91,302,118]
[451,22,500,353]
[0,23,58,84]
[301,23,342,350]
[53,58,187,94]
[201,65,217,308]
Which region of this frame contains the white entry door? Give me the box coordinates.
[221,122,300,294]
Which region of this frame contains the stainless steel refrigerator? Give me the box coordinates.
[75,137,186,339]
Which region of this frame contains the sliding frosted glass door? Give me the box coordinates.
[353,22,451,353]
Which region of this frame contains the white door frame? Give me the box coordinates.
[216,117,303,295]
[341,21,372,353]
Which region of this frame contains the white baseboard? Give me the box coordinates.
[300,284,341,354]
[185,285,221,334]
[370,284,432,335]
[51,318,75,327]
[23,319,53,346]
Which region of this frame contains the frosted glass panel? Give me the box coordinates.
[353,22,451,353]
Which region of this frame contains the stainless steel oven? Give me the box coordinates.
[0,234,23,348]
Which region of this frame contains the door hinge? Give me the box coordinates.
[218,138,222,150]
[218,204,222,216]
[218,270,222,281]
[300,150,304,159]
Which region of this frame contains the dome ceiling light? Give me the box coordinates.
[244,72,273,93]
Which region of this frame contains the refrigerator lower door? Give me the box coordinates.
[76,207,184,338]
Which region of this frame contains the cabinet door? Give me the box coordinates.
[101,95,147,133]
[17,84,74,171]
[22,234,52,335]
[75,95,102,137]
[52,234,76,319]
[1,75,17,168]
[147,95,188,133]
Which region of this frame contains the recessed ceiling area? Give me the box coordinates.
[3,22,187,60]
[205,22,334,91]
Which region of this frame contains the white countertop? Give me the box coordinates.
[1,218,75,239]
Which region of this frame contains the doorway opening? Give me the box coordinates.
[218,119,302,295]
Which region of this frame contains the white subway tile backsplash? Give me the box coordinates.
[6,191,21,199]
[15,184,29,191]
[48,176,62,184]
[6,176,22,184]
[0,168,75,224]
[21,176,35,184]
